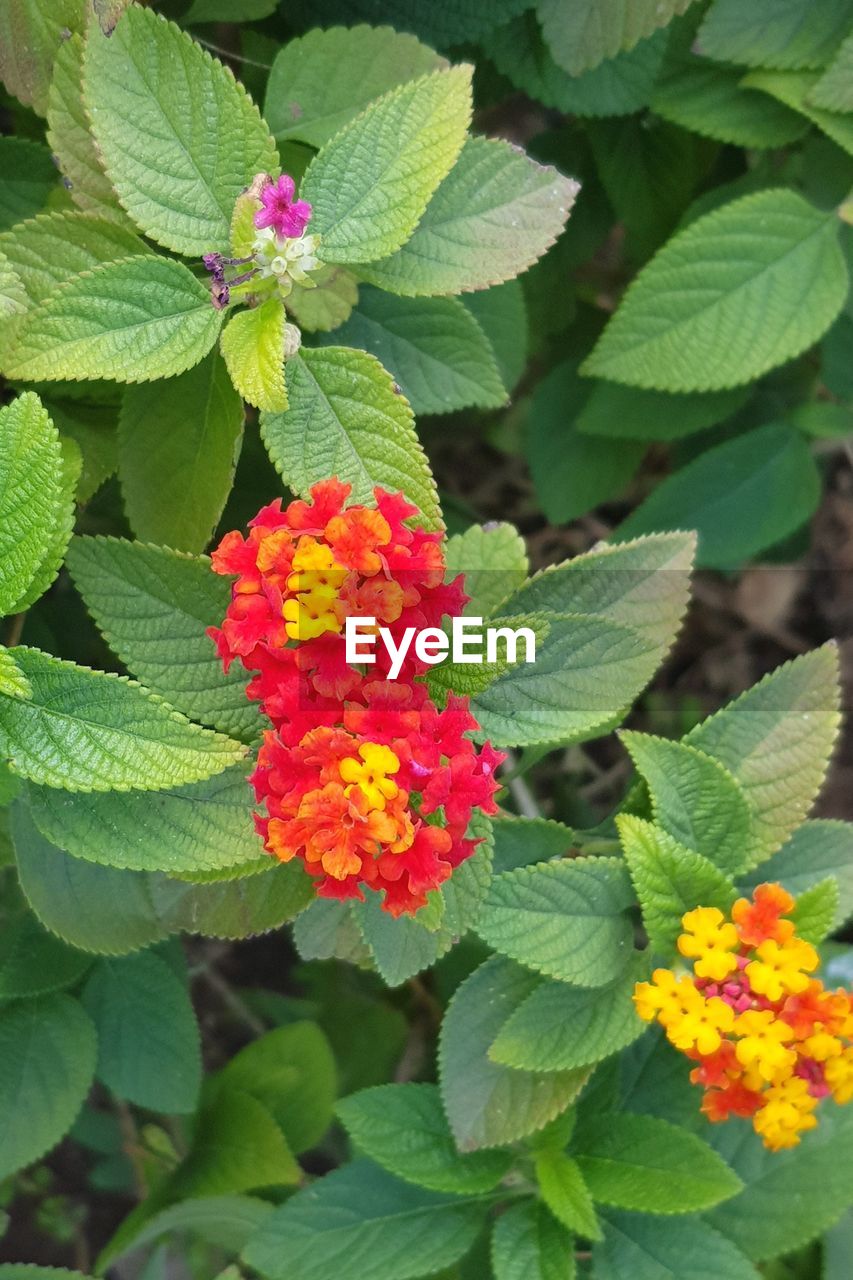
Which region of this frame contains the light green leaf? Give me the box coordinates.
[0,210,145,308]
[592,1210,759,1280]
[490,960,645,1072]
[0,645,245,792]
[789,878,839,944]
[66,536,260,740]
[439,957,590,1151]
[652,55,809,149]
[583,189,847,392]
[360,136,579,295]
[0,0,86,114]
[46,34,122,218]
[82,951,201,1113]
[535,1150,601,1240]
[492,1201,576,1280]
[617,816,736,954]
[286,264,360,333]
[614,424,821,567]
[327,288,506,415]
[739,820,853,928]
[686,644,841,863]
[577,382,746,442]
[620,732,753,875]
[0,252,26,330]
[4,256,223,385]
[0,393,63,618]
[0,651,31,701]
[492,815,574,875]
[83,5,277,255]
[171,1089,301,1195]
[263,346,442,528]
[0,138,57,231]
[809,32,853,112]
[574,1113,741,1213]
[476,857,635,986]
[743,68,853,158]
[9,436,81,615]
[353,891,451,986]
[265,24,446,148]
[0,912,90,999]
[444,522,528,620]
[697,0,853,71]
[337,1083,512,1193]
[221,298,288,413]
[537,0,697,75]
[0,994,96,1182]
[301,67,471,264]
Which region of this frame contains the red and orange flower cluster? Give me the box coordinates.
[634,884,853,1150]
[208,479,503,916]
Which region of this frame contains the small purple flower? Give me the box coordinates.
[254,174,312,239]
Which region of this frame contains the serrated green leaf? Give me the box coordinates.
[440,814,494,938]
[462,278,527,394]
[66,536,260,740]
[0,393,63,618]
[739,820,853,927]
[537,0,696,75]
[444,522,528,621]
[492,1201,575,1280]
[83,6,277,255]
[242,1159,489,1280]
[0,912,90,999]
[574,1113,741,1213]
[477,857,635,986]
[361,135,578,296]
[652,55,809,148]
[0,993,96,1181]
[583,189,847,393]
[0,651,31,701]
[292,898,372,966]
[743,68,853,158]
[809,32,853,112]
[10,435,81,615]
[117,349,244,555]
[620,732,753,875]
[221,298,288,413]
[0,252,26,330]
[263,346,442,528]
[0,211,145,308]
[617,816,736,954]
[576,382,746,441]
[592,1210,758,1280]
[0,646,245,792]
[686,644,841,863]
[265,24,446,149]
[301,67,471,264]
[0,0,86,115]
[353,891,451,986]
[490,960,645,1072]
[46,34,122,218]
[172,1088,301,1195]
[4,256,223,385]
[697,0,853,71]
[440,957,589,1151]
[0,137,58,231]
[789,878,839,944]
[327,288,506,415]
[337,1083,512,1194]
[286,264,359,333]
[100,1196,272,1272]
[492,816,574,875]
[82,951,201,1113]
[615,424,821,567]
[535,1150,601,1240]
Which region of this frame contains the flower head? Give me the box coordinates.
[254,174,312,238]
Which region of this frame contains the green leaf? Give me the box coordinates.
[301,67,471,264]
[0,252,26,331]
[0,912,90,999]
[789,878,839,944]
[582,189,847,392]
[4,256,223,385]
[535,1150,601,1240]
[576,382,746,442]
[697,0,853,71]
[242,1159,489,1280]
[353,891,451,986]
[491,1201,576,1280]
[0,210,145,308]
[439,957,590,1151]
[221,298,288,413]
[617,816,736,954]
[46,34,122,218]
[215,1023,336,1154]
[619,732,753,875]
[0,393,63,618]
[477,857,635,986]
[83,5,277,255]
[0,646,245,793]
[444,523,528,622]
[489,961,645,1073]
[361,136,578,296]
[652,55,809,149]
[0,651,31,701]
[292,899,372,966]
[265,24,446,149]
[82,951,201,1113]
[100,1196,273,1272]
[171,1088,301,1195]
[537,0,696,75]
[10,436,81,618]
[0,994,96,1181]
[492,815,574,875]
[809,32,853,112]
[118,349,244,555]
[327,289,506,416]
[263,346,442,528]
[686,644,841,863]
[592,1210,759,1280]
[743,68,853,158]
[0,1269,92,1280]
[66,536,260,740]
[337,1083,512,1194]
[0,138,57,231]
[286,264,360,333]
[574,1113,741,1213]
[615,424,821,567]
[739,820,853,927]
[0,0,86,113]
[462,278,528,394]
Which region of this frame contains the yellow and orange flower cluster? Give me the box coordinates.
[634,884,853,1150]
